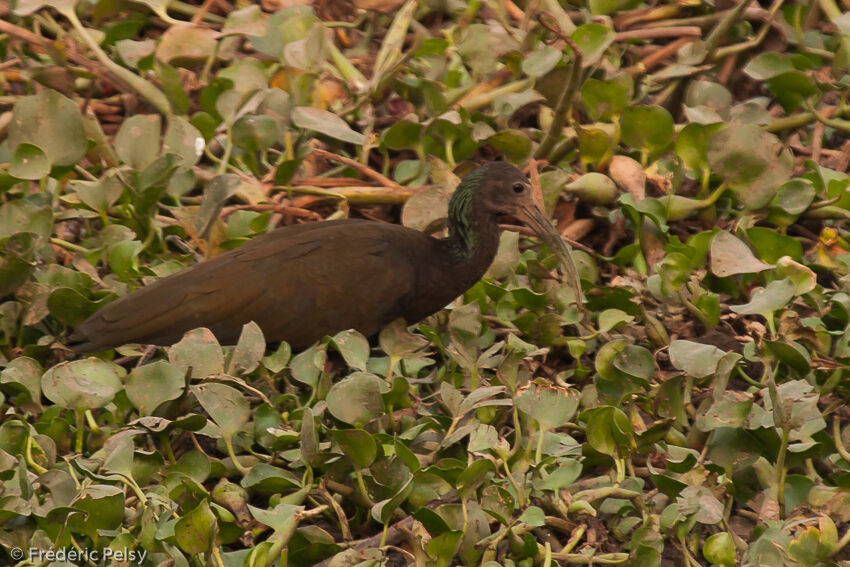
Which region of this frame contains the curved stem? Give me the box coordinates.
[223,435,250,476]
[60,8,171,115]
[534,38,583,161]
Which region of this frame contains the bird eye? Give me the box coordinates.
[512,182,525,193]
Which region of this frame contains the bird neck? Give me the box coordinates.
[445,176,500,263]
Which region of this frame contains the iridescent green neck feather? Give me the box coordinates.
[446,166,488,257]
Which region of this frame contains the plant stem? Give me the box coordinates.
[535,426,545,464]
[61,8,171,115]
[224,436,250,476]
[75,409,85,453]
[534,39,583,161]
[354,468,374,506]
[50,237,89,254]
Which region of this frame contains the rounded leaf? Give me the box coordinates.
[669,340,726,378]
[175,500,217,554]
[571,23,615,67]
[191,382,250,438]
[710,231,772,277]
[582,405,634,457]
[326,372,384,427]
[115,114,163,170]
[707,125,792,209]
[42,359,122,410]
[515,382,580,430]
[8,90,87,168]
[10,143,50,180]
[621,106,674,153]
[126,360,186,415]
[169,328,224,378]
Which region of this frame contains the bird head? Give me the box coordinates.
[466,162,559,250]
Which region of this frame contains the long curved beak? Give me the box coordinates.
[515,205,585,307]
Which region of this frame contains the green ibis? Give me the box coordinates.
[70,162,579,352]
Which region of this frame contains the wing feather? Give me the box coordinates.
[73,220,424,350]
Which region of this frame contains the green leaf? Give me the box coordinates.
[292,107,366,144]
[372,476,415,524]
[175,501,217,555]
[67,484,125,539]
[232,114,278,152]
[299,407,320,468]
[765,71,819,113]
[581,75,632,121]
[126,360,186,415]
[8,90,87,168]
[379,318,429,358]
[195,174,241,237]
[677,485,724,524]
[582,406,633,457]
[228,322,266,376]
[565,173,619,205]
[746,227,803,263]
[612,345,654,382]
[709,231,772,277]
[382,119,423,150]
[156,24,219,65]
[775,256,816,295]
[42,358,122,410]
[0,201,53,240]
[115,114,162,170]
[325,372,384,428]
[521,45,562,77]
[169,328,225,379]
[743,52,795,80]
[597,308,634,333]
[71,170,124,213]
[578,127,615,169]
[47,287,104,326]
[241,463,300,494]
[107,240,142,281]
[730,278,796,316]
[695,390,753,431]
[0,233,40,297]
[0,357,42,405]
[262,341,292,373]
[425,530,462,566]
[518,506,546,526]
[331,428,378,468]
[327,329,370,372]
[290,343,326,387]
[191,382,250,438]
[163,116,204,169]
[669,340,726,378]
[707,125,793,209]
[621,106,674,155]
[10,143,50,180]
[676,123,724,174]
[156,59,191,115]
[485,129,532,164]
[571,23,615,67]
[534,460,582,492]
[515,383,580,429]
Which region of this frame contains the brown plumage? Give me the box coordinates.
[70,162,564,352]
